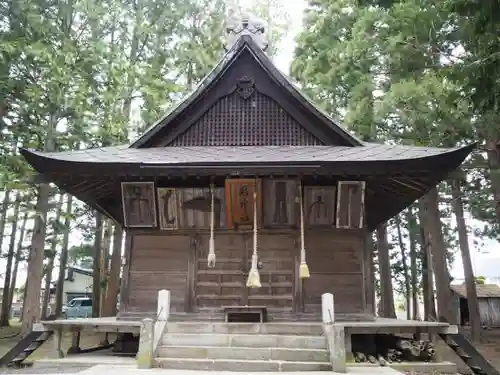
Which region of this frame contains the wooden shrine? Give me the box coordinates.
[20,22,475,322]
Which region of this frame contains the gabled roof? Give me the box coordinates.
[130,35,363,148]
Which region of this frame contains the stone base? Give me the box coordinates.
[349,361,458,374]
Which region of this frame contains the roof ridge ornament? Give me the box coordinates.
[225,12,269,52]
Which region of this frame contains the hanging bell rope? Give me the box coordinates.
[246,185,261,288]
[207,182,216,268]
[299,183,310,279]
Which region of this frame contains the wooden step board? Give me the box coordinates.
[439,333,499,375]
[0,329,53,368]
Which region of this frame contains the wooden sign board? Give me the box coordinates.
[225,179,262,229]
[303,186,336,226]
[121,182,157,228]
[157,188,178,230]
[262,179,300,227]
[177,187,226,229]
[336,181,365,229]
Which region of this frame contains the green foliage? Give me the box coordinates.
[292,0,498,307]
[474,276,486,285]
[68,244,94,267]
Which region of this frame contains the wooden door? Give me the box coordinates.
[195,233,295,315]
[195,234,248,311]
[247,234,295,313]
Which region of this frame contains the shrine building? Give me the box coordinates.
[20,18,474,323]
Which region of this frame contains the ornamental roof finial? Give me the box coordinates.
[225,12,269,52]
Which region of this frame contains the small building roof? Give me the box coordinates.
[451,284,500,299]
[69,265,93,277]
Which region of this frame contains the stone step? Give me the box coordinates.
[162,333,327,349]
[166,322,323,335]
[157,345,330,362]
[156,357,332,372]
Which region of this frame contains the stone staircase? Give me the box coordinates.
[156,322,332,371]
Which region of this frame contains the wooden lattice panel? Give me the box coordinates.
[168,91,324,146]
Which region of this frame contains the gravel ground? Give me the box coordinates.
[1,364,93,374]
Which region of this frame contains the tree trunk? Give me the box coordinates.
[377,222,396,318]
[92,212,103,317]
[21,184,50,334]
[485,138,500,223]
[421,187,456,323]
[21,109,56,335]
[8,212,28,314]
[54,195,73,316]
[103,225,123,316]
[395,214,411,320]
[0,189,11,251]
[406,207,420,320]
[41,194,64,319]
[20,275,28,322]
[418,199,437,321]
[450,176,481,341]
[0,193,21,326]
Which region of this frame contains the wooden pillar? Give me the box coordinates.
[185,236,197,312]
[364,231,375,316]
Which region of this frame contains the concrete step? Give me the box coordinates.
[162,333,327,349]
[156,357,332,371]
[166,322,323,335]
[157,345,330,362]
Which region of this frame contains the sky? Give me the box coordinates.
[1,0,499,289]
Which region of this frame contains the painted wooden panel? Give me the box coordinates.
[177,187,226,229]
[121,182,157,227]
[303,186,336,226]
[336,181,365,229]
[262,179,300,227]
[157,188,178,230]
[225,179,262,229]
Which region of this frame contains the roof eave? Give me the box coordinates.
[20,143,475,179]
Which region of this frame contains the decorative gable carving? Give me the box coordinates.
[168,90,323,146]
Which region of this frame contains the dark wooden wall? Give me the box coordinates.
[117,178,369,320]
[303,231,365,314]
[124,233,190,314]
[119,228,368,320]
